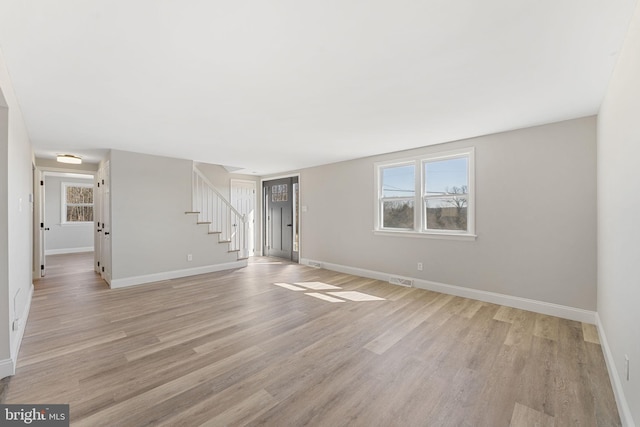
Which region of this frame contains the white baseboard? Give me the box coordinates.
[0,358,14,379]
[596,314,635,427]
[0,283,34,379]
[301,258,596,324]
[110,260,248,289]
[45,247,94,256]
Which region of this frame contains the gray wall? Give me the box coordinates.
[110,150,238,282]
[36,158,99,172]
[282,116,597,310]
[0,48,33,375]
[44,175,94,253]
[598,0,640,423]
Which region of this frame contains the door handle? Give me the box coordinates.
[44,228,50,231]
[97,229,102,232]
[104,232,110,236]
[286,224,292,227]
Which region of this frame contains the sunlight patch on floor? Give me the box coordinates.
[273,282,385,303]
[293,282,342,290]
[327,291,385,301]
[305,293,345,303]
[273,283,306,291]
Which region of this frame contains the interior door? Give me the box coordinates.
[100,160,111,284]
[264,177,298,261]
[38,170,47,277]
[231,179,256,258]
[94,167,102,274]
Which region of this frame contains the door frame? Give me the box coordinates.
[33,166,96,279]
[260,173,301,261]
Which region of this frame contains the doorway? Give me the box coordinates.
[35,169,96,278]
[263,176,299,262]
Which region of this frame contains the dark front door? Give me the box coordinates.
[264,177,298,260]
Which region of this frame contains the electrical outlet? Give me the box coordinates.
[187,254,193,262]
[625,355,630,381]
[417,262,423,271]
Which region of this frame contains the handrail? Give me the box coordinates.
[192,165,248,257]
[193,167,245,219]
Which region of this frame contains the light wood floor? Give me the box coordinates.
[1,252,620,426]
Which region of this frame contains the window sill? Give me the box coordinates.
[373,230,477,241]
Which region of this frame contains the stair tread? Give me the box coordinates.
[185,211,200,214]
[228,249,240,253]
[208,231,222,234]
[219,240,232,243]
[197,222,212,225]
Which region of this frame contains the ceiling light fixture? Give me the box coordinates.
[56,154,82,164]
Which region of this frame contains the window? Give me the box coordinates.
[380,163,415,229]
[424,156,468,231]
[375,148,474,239]
[62,182,94,223]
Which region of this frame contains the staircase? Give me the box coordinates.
[186,166,249,260]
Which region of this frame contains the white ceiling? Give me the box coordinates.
[0,0,637,174]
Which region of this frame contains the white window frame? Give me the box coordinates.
[374,147,476,241]
[377,161,416,231]
[61,182,94,225]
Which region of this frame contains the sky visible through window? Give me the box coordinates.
[382,157,467,197]
[425,157,468,195]
[382,165,414,197]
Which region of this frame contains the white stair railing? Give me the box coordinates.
[192,167,249,258]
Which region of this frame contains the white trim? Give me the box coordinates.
[373,230,477,241]
[59,222,93,227]
[45,247,94,255]
[260,172,301,183]
[595,314,635,427]
[12,284,34,360]
[0,358,14,379]
[1,284,34,379]
[43,171,94,179]
[109,260,248,289]
[300,258,596,323]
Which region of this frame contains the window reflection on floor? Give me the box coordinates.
[272,282,386,303]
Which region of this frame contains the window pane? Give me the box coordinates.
[425,197,467,231]
[272,184,288,202]
[425,157,468,196]
[382,165,415,198]
[66,206,94,222]
[383,200,414,229]
[66,186,93,204]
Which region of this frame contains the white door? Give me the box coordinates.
[231,179,256,258]
[94,167,102,274]
[38,170,47,277]
[100,160,112,284]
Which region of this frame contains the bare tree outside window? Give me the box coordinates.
[424,157,468,232]
[64,184,94,222]
[426,185,468,230]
